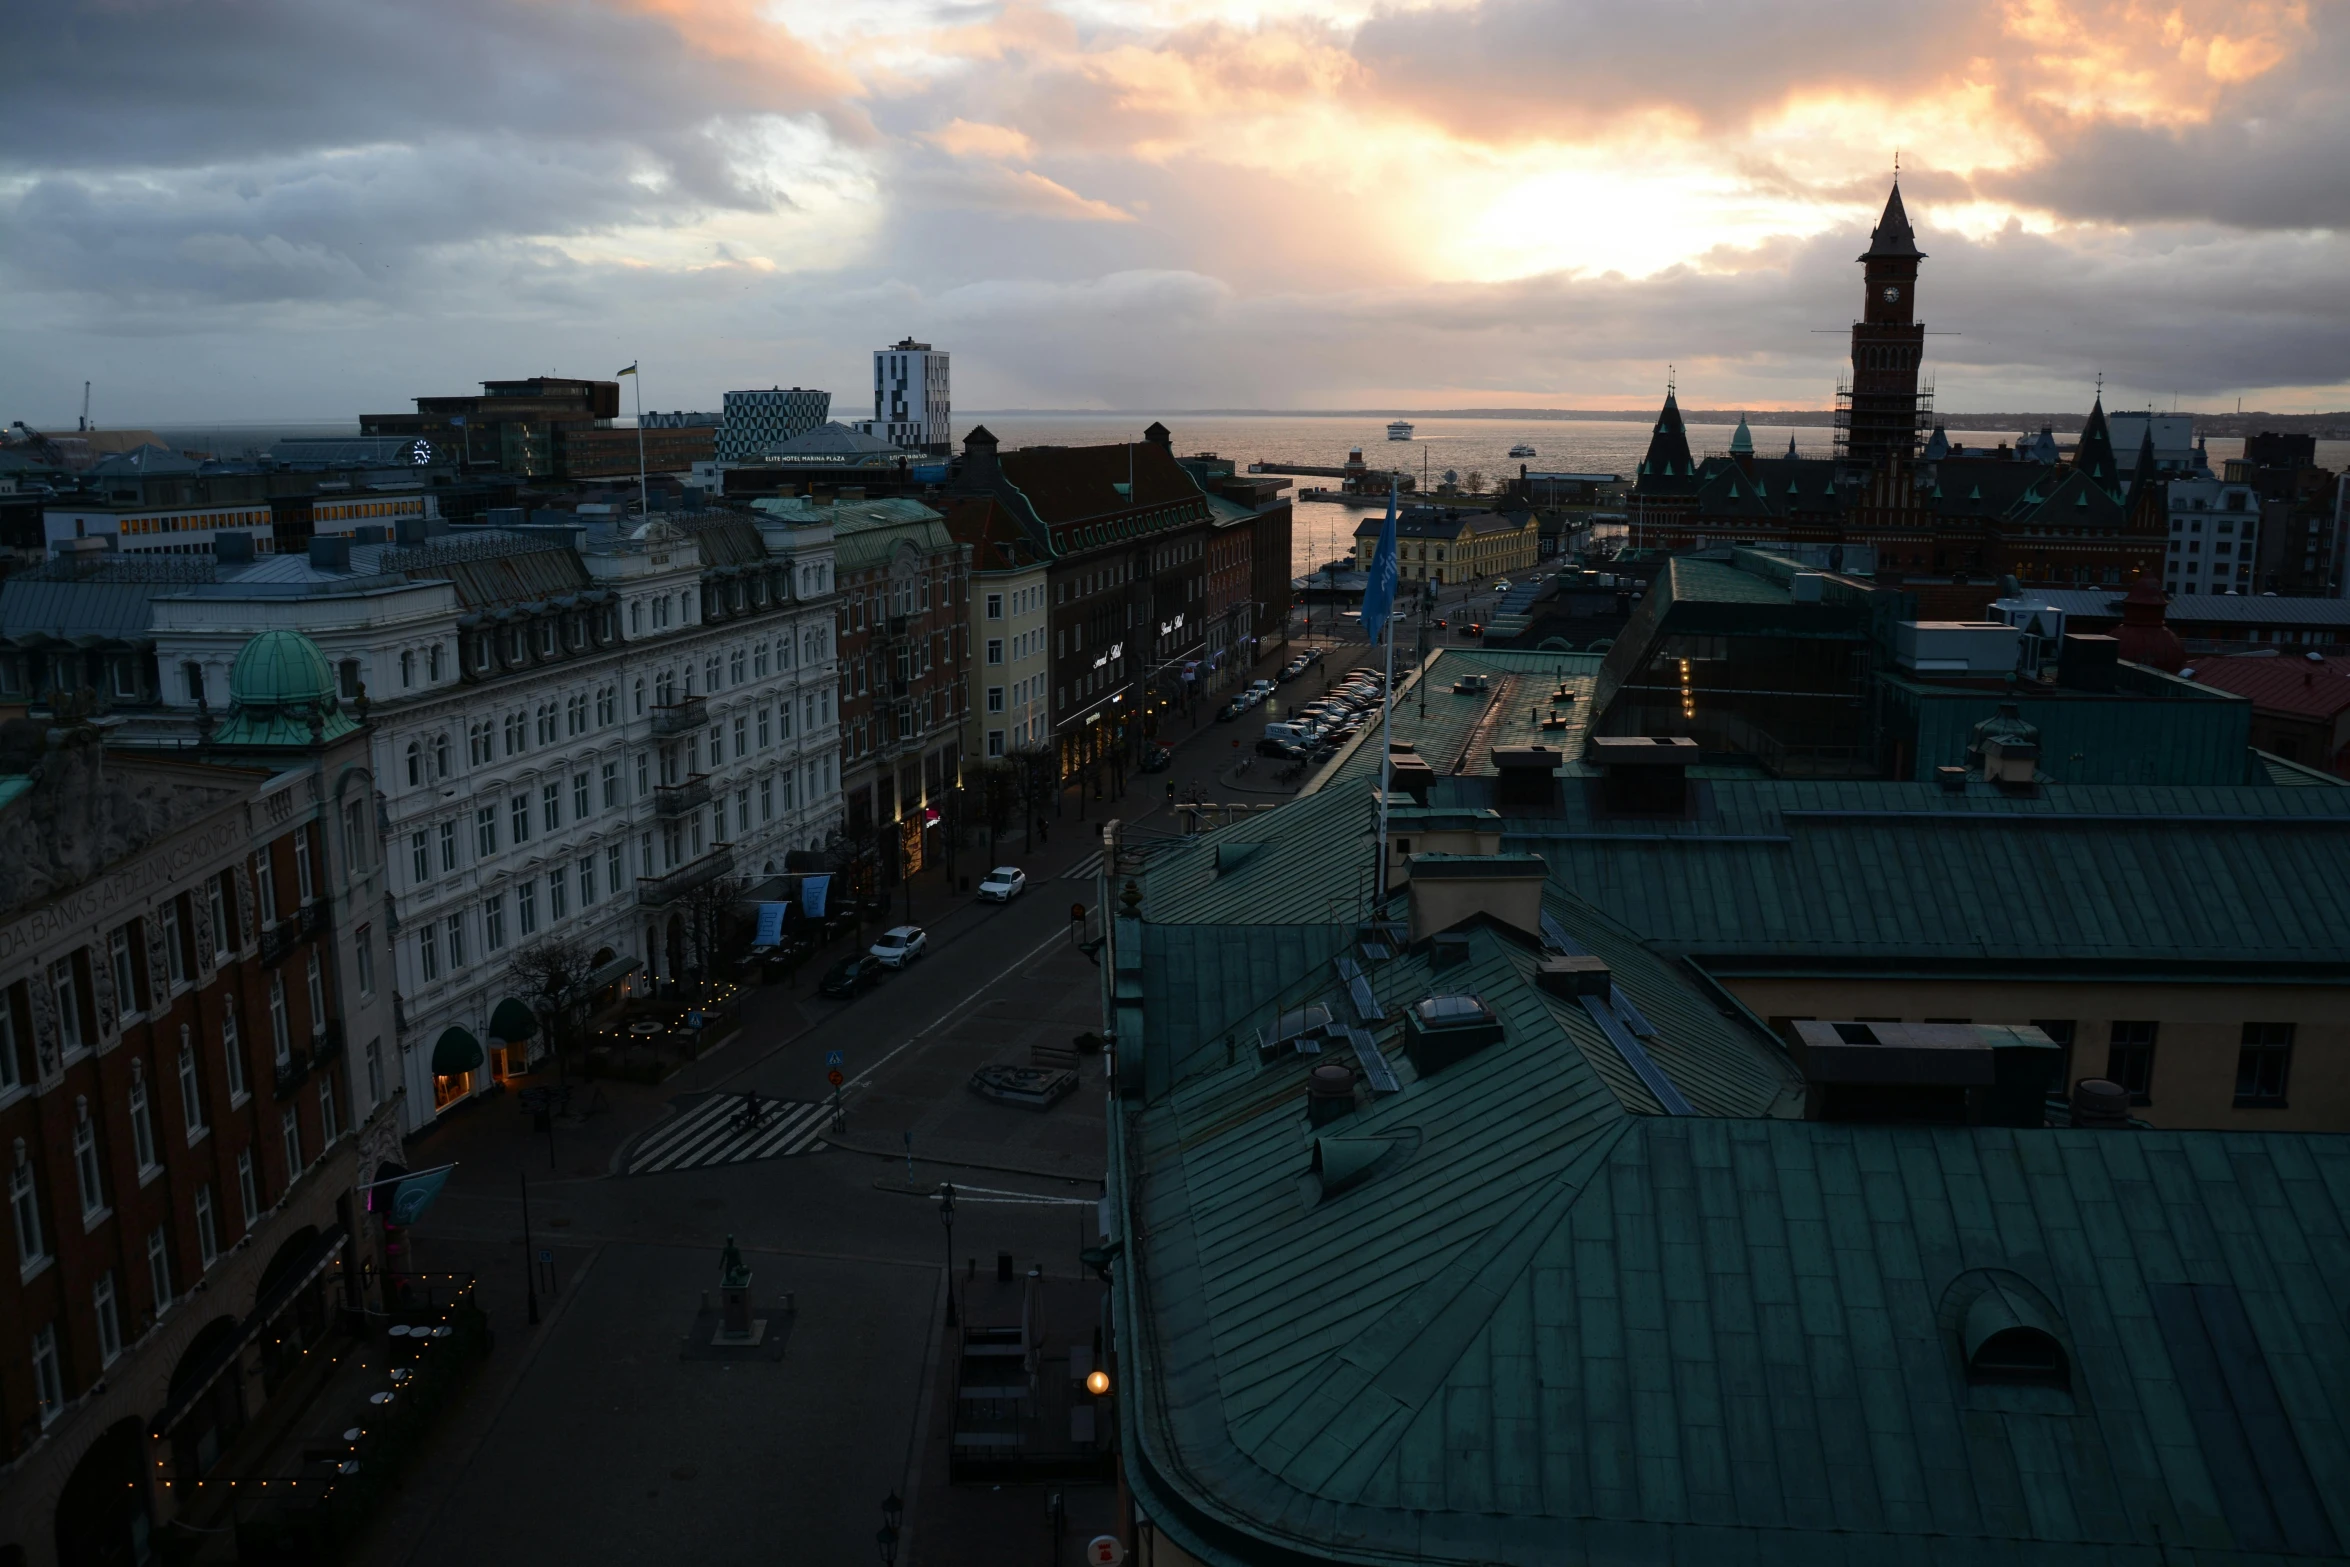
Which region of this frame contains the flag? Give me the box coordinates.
[387,1165,452,1227]
[801,874,831,919]
[755,902,789,946]
[615,362,638,377]
[1360,483,1401,644]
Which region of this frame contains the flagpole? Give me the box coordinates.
[1375,479,1397,913]
[632,366,648,518]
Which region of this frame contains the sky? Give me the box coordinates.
[4,0,2346,425]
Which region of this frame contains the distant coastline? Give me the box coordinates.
[966,408,2350,438]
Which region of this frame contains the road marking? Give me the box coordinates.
[835,925,1073,1100]
[1061,850,1104,881]
[623,1096,830,1175]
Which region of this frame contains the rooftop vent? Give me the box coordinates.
[1429,932,1470,969]
[1963,1284,2069,1388]
[1590,735,1698,814]
[213,532,255,565]
[1789,1021,2061,1127]
[1790,571,1824,603]
[2056,632,2119,692]
[2069,1077,2131,1129]
[1894,620,2023,675]
[1387,752,1438,804]
[307,535,352,573]
[1489,744,1565,809]
[1535,954,1612,998]
[1257,1004,1335,1065]
[1935,765,1968,792]
[1306,1063,1356,1127]
[1404,992,1503,1075]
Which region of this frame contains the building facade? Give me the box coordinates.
[0,649,398,1567]
[2163,470,2263,596]
[6,511,843,1134]
[859,339,950,456]
[945,499,1053,763]
[796,496,970,882]
[1352,506,1539,587]
[716,389,831,463]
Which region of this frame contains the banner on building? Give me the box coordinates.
[801,874,831,918]
[755,902,790,946]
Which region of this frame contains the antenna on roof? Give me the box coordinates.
[79,381,90,433]
[1666,363,1675,395]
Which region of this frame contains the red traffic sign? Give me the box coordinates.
[1086,1538,1126,1566]
[826,1068,844,1087]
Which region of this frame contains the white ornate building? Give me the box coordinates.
[132,511,842,1132]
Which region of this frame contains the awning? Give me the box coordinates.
[155,1225,350,1436]
[486,998,538,1043]
[581,955,643,992]
[431,1026,484,1076]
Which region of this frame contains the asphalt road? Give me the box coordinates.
[356,636,1386,1567]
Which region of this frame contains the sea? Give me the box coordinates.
[147,413,2349,586]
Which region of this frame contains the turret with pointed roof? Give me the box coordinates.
[1729,415,1754,457]
[1634,389,1696,490]
[2125,417,2161,516]
[1858,181,1926,262]
[2073,398,2119,497]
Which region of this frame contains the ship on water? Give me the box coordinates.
[1508,443,1537,458]
[1386,420,1413,441]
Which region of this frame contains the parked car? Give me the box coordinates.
[1248,679,1275,697]
[869,925,927,968]
[1215,699,1243,722]
[818,954,884,997]
[1257,737,1306,760]
[1140,744,1174,773]
[977,867,1027,903]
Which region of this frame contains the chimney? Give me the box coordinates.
[2056,633,2118,692]
[1535,954,1611,998]
[1590,735,1698,814]
[1488,744,1564,809]
[1405,853,1547,941]
[1306,1063,1356,1127]
[1388,748,1438,804]
[960,425,1000,488]
[2069,1078,2131,1128]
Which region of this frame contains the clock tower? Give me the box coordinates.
[1842,180,1927,469]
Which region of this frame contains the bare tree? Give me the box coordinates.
[1006,745,1057,853]
[672,875,747,987]
[976,761,1017,861]
[505,936,597,1072]
[1465,468,1486,497]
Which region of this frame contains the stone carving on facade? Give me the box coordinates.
[0,733,248,921]
[233,865,257,948]
[142,909,172,1006]
[192,892,217,982]
[90,944,118,1043]
[27,970,60,1081]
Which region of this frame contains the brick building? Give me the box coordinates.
[0,632,398,1566]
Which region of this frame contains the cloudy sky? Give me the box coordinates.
[4,0,2345,424]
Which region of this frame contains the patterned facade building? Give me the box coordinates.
[716,388,831,463]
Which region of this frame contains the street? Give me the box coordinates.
[351,629,1383,1567]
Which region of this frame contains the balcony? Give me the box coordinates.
[299,901,328,938]
[650,696,707,736]
[311,1021,345,1065]
[274,1050,311,1099]
[654,775,712,817]
[636,844,735,907]
[258,923,295,965]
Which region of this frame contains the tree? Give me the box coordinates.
[976,761,1018,861]
[505,936,597,1073]
[1005,745,1057,852]
[672,874,747,988]
[1465,468,1486,497]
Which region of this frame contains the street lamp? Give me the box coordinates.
[938,1183,958,1327]
[875,1525,898,1565]
[883,1493,904,1531]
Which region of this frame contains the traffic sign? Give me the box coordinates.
[537,1249,551,1264]
[1086,1537,1126,1565]
[826,1068,844,1087]
[825,1049,844,1068]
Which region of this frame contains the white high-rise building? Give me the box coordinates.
[858,338,950,455]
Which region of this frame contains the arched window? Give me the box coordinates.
[427,643,443,681]
[405,742,422,787]
[633,677,646,716]
[433,733,451,776]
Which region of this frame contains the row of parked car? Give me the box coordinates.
[1257,668,1388,760]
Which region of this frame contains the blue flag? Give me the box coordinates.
[387,1166,451,1227]
[802,874,831,919]
[755,902,789,945]
[1360,484,1400,644]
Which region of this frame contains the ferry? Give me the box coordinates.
[1386,420,1414,441]
[1508,443,1537,458]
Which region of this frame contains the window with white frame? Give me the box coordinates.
[574,772,591,820]
[31,1323,62,1427]
[109,925,141,1018]
[319,1076,339,1145]
[484,894,507,952]
[542,781,561,833]
[52,957,83,1059]
[579,855,598,907]
[517,881,538,937]
[447,913,467,970]
[355,924,374,997]
[209,875,230,959]
[148,1226,172,1313]
[294,831,314,902]
[160,900,186,988]
[602,761,621,809]
[281,1106,301,1176]
[94,1272,122,1366]
[306,949,326,1034]
[221,998,246,1101]
[128,1063,158,1176]
[180,1034,208,1138]
[72,1097,104,1220]
[440,821,459,874]
[418,922,441,982]
[238,1151,259,1227]
[268,975,291,1066]
[13,1142,48,1273]
[411,830,431,886]
[547,866,568,921]
[194,1185,218,1270]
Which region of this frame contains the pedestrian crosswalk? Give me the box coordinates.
[1061,850,1105,881]
[623,1094,830,1175]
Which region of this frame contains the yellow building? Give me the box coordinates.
[1354,508,1536,586]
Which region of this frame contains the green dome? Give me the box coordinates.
[209,629,358,748]
[229,629,336,708]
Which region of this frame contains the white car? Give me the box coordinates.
[868,925,927,967]
[977,867,1026,903]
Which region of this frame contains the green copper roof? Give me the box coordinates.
[208,629,359,747]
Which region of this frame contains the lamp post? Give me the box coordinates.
[518,1166,541,1327]
[939,1182,958,1326]
[878,1492,904,1564]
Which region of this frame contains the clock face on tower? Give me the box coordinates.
[1882,285,1902,303]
